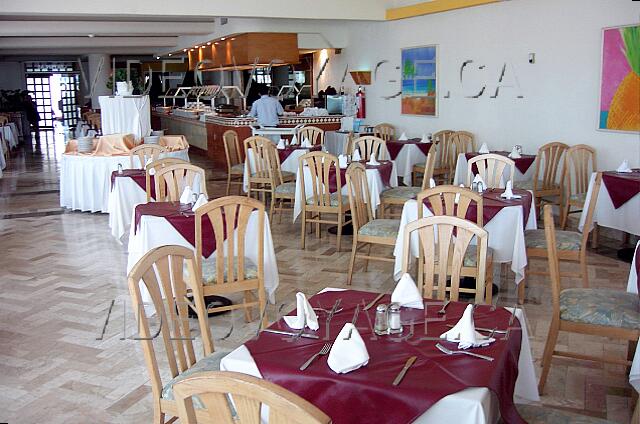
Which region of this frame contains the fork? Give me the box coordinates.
[299,343,332,370]
[343,305,361,340]
[437,300,450,314]
[435,343,494,361]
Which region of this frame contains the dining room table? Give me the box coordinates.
[392,188,537,285]
[220,287,539,424]
[453,151,537,186]
[386,138,433,183]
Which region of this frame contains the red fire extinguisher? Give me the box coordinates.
[356,86,366,119]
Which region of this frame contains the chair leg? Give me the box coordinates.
[347,240,358,285]
[518,265,527,304]
[560,203,569,230]
[580,252,589,288]
[300,211,306,249]
[485,259,493,304]
[336,215,342,252]
[591,224,599,249]
[538,317,560,395]
[316,214,321,239]
[226,173,231,196]
[363,243,372,272]
[268,195,275,223]
[243,292,252,322]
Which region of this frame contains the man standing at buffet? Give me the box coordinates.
[249,85,283,127]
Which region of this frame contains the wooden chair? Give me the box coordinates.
[173,371,331,424]
[451,131,475,156]
[192,196,267,327]
[245,136,294,202]
[560,144,597,230]
[299,151,351,252]
[343,131,356,155]
[155,163,208,202]
[519,172,602,304]
[537,204,639,395]
[130,144,166,169]
[515,142,568,217]
[412,129,454,186]
[380,151,435,218]
[416,186,494,303]
[145,158,189,202]
[346,162,400,285]
[297,126,325,147]
[267,145,297,223]
[466,153,515,189]
[352,135,388,161]
[223,130,244,195]
[401,215,489,303]
[127,245,223,424]
[373,123,395,141]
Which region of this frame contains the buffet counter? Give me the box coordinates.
[151,112,208,151]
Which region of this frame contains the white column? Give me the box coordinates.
[88,54,111,109]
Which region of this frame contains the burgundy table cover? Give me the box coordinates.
[246,289,524,424]
[465,151,536,175]
[601,170,640,209]
[327,161,394,193]
[110,169,155,199]
[386,139,433,160]
[278,145,322,163]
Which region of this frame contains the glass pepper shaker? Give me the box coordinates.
[387,302,403,334]
[374,304,389,335]
[117,163,123,174]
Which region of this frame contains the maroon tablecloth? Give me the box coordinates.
[278,145,322,163]
[327,161,394,193]
[386,139,432,160]
[465,151,536,175]
[110,169,155,199]
[601,170,640,209]
[246,289,524,424]
[423,188,532,228]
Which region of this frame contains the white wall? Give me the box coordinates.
[0,62,24,90]
[316,0,640,169]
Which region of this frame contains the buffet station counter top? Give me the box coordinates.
[205,114,343,127]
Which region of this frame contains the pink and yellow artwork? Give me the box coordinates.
[599,25,640,132]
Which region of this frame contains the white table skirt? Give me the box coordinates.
[578,172,640,236]
[60,149,189,213]
[628,241,639,392]
[126,210,279,303]
[393,197,537,284]
[107,177,147,242]
[243,147,310,193]
[220,287,539,424]
[453,153,535,186]
[292,162,399,223]
[3,123,19,149]
[98,95,151,140]
[393,143,428,183]
[325,131,351,156]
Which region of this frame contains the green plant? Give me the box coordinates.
[106,69,144,93]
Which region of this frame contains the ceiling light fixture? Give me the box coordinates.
[195,45,199,48]
[214,42,219,45]
[156,56,160,59]
[230,38,235,41]
[183,49,187,52]
[190,48,195,51]
[168,53,172,56]
[206,42,211,45]
[87,34,95,38]
[221,37,226,41]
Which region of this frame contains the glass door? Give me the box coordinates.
[26,74,53,128]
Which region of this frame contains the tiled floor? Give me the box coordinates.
[0,130,636,423]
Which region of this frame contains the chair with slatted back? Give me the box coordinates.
[268,144,297,223]
[416,186,494,303]
[155,163,208,202]
[373,123,395,141]
[515,142,568,217]
[560,144,597,230]
[466,153,515,189]
[537,204,639,395]
[130,144,166,169]
[412,129,454,186]
[145,158,189,202]
[173,371,331,424]
[297,126,325,147]
[127,245,226,424]
[519,173,603,304]
[401,215,489,303]
[346,162,400,285]
[192,196,267,325]
[451,131,475,157]
[245,136,294,202]
[352,135,388,161]
[299,151,351,252]
[223,130,244,195]
[380,151,435,218]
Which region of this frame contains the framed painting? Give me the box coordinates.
[598,24,640,133]
[401,45,437,116]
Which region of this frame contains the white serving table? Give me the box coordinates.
[98,95,152,140]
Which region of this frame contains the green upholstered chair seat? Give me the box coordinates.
[230,163,244,174]
[559,288,639,330]
[570,192,587,203]
[515,404,614,424]
[513,180,560,191]
[275,182,296,195]
[358,219,400,238]
[199,257,259,284]
[462,245,494,267]
[380,186,421,200]
[525,229,582,251]
[306,192,346,207]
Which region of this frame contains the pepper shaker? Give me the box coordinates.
[117,163,123,174]
[374,304,389,336]
[387,303,403,334]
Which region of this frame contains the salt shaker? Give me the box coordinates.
[477,181,485,193]
[516,144,523,154]
[374,304,389,336]
[387,302,403,334]
[117,163,123,174]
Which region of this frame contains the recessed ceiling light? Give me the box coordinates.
[183,49,187,52]
[87,34,95,38]
[195,45,199,48]
[168,53,172,56]
[221,37,226,41]
[156,56,160,59]
[190,48,194,51]
[206,42,211,45]
[214,42,219,45]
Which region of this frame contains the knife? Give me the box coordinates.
[445,324,507,334]
[392,356,417,386]
[262,329,319,339]
[363,293,385,311]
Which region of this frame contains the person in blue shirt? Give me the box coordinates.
[249,85,284,127]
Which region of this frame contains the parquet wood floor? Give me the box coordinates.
[0,133,636,423]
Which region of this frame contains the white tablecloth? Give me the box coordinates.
[220,287,539,424]
[453,153,535,186]
[392,143,429,183]
[107,176,148,242]
[292,162,399,222]
[392,196,537,284]
[60,149,189,213]
[2,123,19,149]
[325,131,351,156]
[126,209,278,303]
[243,147,310,193]
[98,95,151,140]
[628,241,639,393]
[578,172,640,236]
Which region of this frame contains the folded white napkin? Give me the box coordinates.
[507,146,521,159]
[276,139,286,150]
[420,133,429,143]
[367,152,380,166]
[145,158,156,175]
[290,135,298,145]
[617,159,632,173]
[501,180,522,199]
[283,292,319,331]
[352,150,362,161]
[429,178,437,188]
[191,194,208,212]
[398,132,408,141]
[478,143,490,154]
[338,154,349,169]
[327,323,370,374]
[454,184,465,204]
[391,273,424,309]
[301,137,312,148]
[440,304,495,350]
[179,185,194,204]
